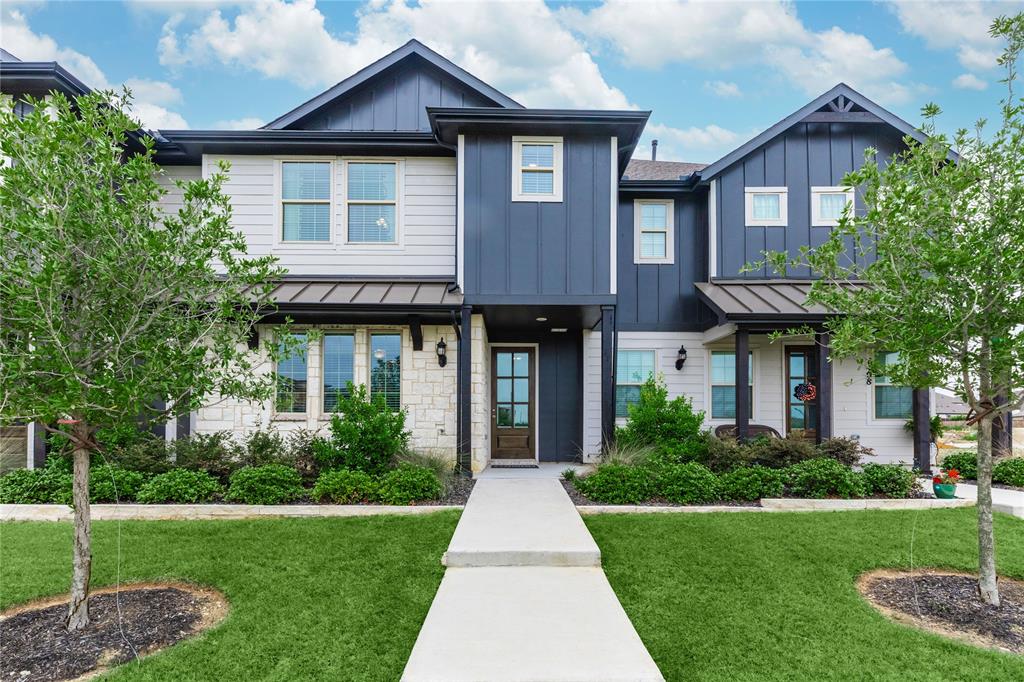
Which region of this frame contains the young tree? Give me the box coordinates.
[0,90,290,630]
[764,15,1024,606]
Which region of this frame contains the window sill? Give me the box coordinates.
[512,195,563,203]
[271,413,308,421]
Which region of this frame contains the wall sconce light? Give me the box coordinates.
[374,348,386,361]
[436,337,448,367]
[675,345,688,370]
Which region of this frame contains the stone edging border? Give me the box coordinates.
[577,497,975,515]
[0,503,463,522]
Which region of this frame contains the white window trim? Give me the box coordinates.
[707,348,756,423]
[633,199,674,265]
[274,159,336,246]
[512,136,563,203]
[811,185,855,227]
[342,158,404,248]
[871,353,913,422]
[615,349,657,419]
[744,186,788,227]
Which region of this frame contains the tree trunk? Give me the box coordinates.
[66,440,92,631]
[976,413,1000,607]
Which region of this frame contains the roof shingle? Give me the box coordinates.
[623,159,706,181]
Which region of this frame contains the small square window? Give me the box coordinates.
[811,186,855,226]
[633,199,674,264]
[744,187,788,227]
[512,137,563,202]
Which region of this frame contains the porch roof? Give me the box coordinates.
[696,280,862,324]
[258,277,463,311]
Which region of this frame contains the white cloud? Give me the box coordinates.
[886,0,1020,72]
[158,0,633,109]
[213,116,265,130]
[562,0,922,105]
[704,80,741,98]
[953,73,988,91]
[0,8,188,130]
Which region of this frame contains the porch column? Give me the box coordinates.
[735,328,750,441]
[912,388,931,474]
[815,331,833,443]
[600,304,617,451]
[456,304,472,475]
[992,393,1012,458]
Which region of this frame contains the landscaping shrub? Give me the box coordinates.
[655,430,713,465]
[574,464,654,504]
[747,434,817,468]
[598,441,657,466]
[940,451,977,479]
[316,384,409,475]
[816,437,874,467]
[703,436,752,473]
[312,469,377,504]
[394,449,455,494]
[615,376,710,464]
[136,469,223,504]
[104,435,174,475]
[88,465,147,503]
[170,431,241,482]
[375,464,443,504]
[786,458,865,499]
[861,463,916,498]
[994,458,1024,487]
[239,428,291,468]
[226,464,304,505]
[651,462,720,505]
[0,467,71,504]
[719,466,785,501]
[286,428,321,484]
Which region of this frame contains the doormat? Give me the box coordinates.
[490,464,540,469]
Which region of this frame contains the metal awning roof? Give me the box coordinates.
[260,279,463,310]
[696,280,862,323]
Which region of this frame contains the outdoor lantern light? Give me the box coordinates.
[374,348,386,361]
[675,345,688,370]
[436,337,448,367]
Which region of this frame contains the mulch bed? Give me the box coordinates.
[859,569,1024,655]
[561,479,758,507]
[437,476,475,505]
[1,583,228,682]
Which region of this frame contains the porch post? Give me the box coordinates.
[735,328,749,441]
[912,388,931,474]
[456,304,473,475]
[992,393,1012,458]
[815,331,833,443]
[600,304,617,451]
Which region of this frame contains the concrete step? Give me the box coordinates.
[401,567,665,682]
[442,479,601,567]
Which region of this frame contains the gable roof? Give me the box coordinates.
[623,159,706,181]
[698,83,953,180]
[264,39,522,130]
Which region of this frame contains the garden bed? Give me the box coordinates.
[859,569,1024,655]
[562,479,758,508]
[0,582,228,682]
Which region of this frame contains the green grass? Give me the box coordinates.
[587,508,1024,681]
[1,512,459,681]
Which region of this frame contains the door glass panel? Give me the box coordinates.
[497,352,512,377]
[790,404,805,429]
[497,378,512,403]
[513,353,529,376]
[497,405,513,427]
[514,404,529,427]
[790,354,804,376]
[513,378,530,402]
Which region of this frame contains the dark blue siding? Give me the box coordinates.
[715,122,906,278]
[300,62,496,132]
[616,192,711,331]
[463,133,612,297]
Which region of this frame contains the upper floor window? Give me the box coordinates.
[512,136,563,202]
[634,200,674,264]
[874,351,912,419]
[616,350,655,418]
[346,161,398,243]
[275,332,308,414]
[744,187,787,227]
[811,186,855,226]
[710,350,754,420]
[282,162,332,242]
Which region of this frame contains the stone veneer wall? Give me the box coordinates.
[193,323,457,458]
[470,314,490,473]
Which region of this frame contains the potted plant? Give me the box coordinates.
[932,469,959,499]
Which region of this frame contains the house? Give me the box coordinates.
[4,39,1012,474]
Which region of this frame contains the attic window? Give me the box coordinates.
[744,187,787,227]
[512,136,563,202]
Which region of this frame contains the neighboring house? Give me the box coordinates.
[5,39,1011,473]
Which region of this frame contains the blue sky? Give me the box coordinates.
[2,0,1021,163]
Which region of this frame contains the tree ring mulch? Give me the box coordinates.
[0,582,229,682]
[858,569,1024,655]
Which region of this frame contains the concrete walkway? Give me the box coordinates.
[402,477,664,682]
[944,481,1024,519]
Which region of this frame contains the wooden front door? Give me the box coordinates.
[491,348,535,459]
[785,346,819,440]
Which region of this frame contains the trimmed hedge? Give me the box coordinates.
[940,451,977,479]
[136,469,223,504]
[994,458,1024,487]
[88,465,148,503]
[861,463,916,498]
[652,462,720,504]
[375,464,443,505]
[719,466,785,501]
[787,458,865,499]
[0,468,70,504]
[312,469,377,504]
[226,464,304,505]
[575,464,654,504]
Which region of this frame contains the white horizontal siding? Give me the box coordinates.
[155,166,202,215]
[202,155,456,277]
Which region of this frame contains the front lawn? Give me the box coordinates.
[1,512,459,681]
[587,508,1024,681]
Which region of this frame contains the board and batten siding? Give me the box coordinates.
[582,331,915,464]
[462,133,613,297]
[715,122,905,278]
[200,155,456,277]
